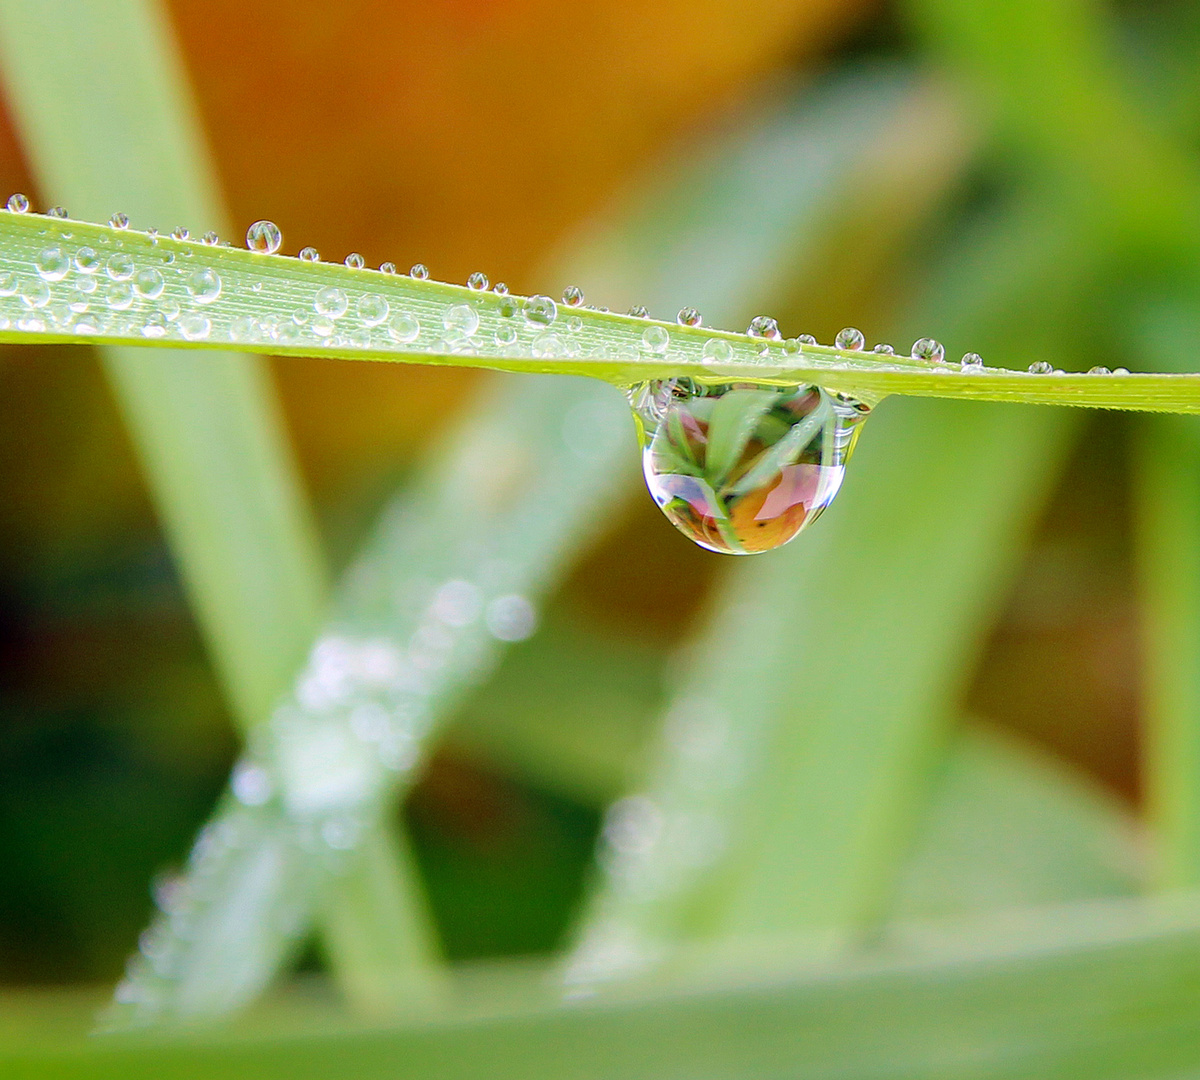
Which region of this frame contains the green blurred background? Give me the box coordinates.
[0,0,1191,1063]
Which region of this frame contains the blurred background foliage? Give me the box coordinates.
[0,0,1197,1073]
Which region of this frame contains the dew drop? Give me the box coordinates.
[229,315,258,342]
[566,315,583,333]
[410,263,429,280]
[74,247,100,274]
[1113,367,1130,375]
[47,206,68,219]
[784,338,801,355]
[562,285,584,307]
[345,252,365,269]
[444,303,480,338]
[186,268,222,304]
[245,220,282,254]
[299,246,320,262]
[497,295,519,319]
[1028,360,1053,374]
[835,327,865,350]
[911,337,944,362]
[388,313,420,343]
[107,252,135,281]
[311,315,335,338]
[628,305,649,318]
[467,271,489,291]
[495,324,518,346]
[379,261,397,274]
[701,338,734,366]
[76,276,97,295]
[202,231,220,245]
[142,312,168,338]
[524,295,557,327]
[628,380,868,555]
[532,331,565,358]
[747,315,780,340]
[1087,365,1110,375]
[5,192,30,214]
[178,313,211,340]
[872,343,894,355]
[493,282,509,296]
[19,277,51,308]
[357,294,389,326]
[0,271,16,297]
[797,334,817,345]
[109,212,129,229]
[35,246,70,282]
[642,325,670,354]
[171,226,190,240]
[107,281,134,310]
[962,352,984,372]
[67,290,89,313]
[314,286,348,318]
[678,307,702,328]
[134,267,165,299]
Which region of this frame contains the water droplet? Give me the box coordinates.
[798,334,817,345]
[107,252,135,281]
[345,252,365,269]
[311,315,334,338]
[6,193,29,213]
[444,303,480,338]
[872,343,894,355]
[410,263,429,280]
[74,247,100,274]
[642,325,670,354]
[562,285,584,307]
[142,312,168,338]
[487,594,538,641]
[493,282,509,296]
[109,212,129,229]
[467,271,489,291]
[835,327,865,350]
[497,295,519,318]
[186,268,222,304]
[566,315,583,333]
[628,305,649,318]
[702,338,734,366]
[107,281,134,310]
[178,313,211,340]
[160,296,180,321]
[1028,360,1053,374]
[75,276,97,296]
[134,267,165,299]
[1114,367,1130,375]
[678,307,702,328]
[313,286,348,318]
[47,206,68,219]
[202,231,220,246]
[171,226,190,240]
[35,246,70,282]
[67,289,89,313]
[229,315,258,342]
[748,315,780,340]
[1087,365,1110,375]
[911,337,944,362]
[524,295,557,326]
[245,220,282,254]
[784,338,801,355]
[357,294,389,326]
[379,261,397,274]
[19,277,51,308]
[962,352,984,372]
[388,313,421,343]
[297,246,320,263]
[495,324,518,345]
[628,380,868,554]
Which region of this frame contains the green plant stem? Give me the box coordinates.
[0,0,438,1016]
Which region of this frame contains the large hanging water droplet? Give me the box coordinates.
[246,220,282,254]
[627,380,869,555]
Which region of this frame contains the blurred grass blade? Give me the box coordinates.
[13,894,1200,1079]
[0,0,440,1018]
[892,724,1142,920]
[4,209,1200,410]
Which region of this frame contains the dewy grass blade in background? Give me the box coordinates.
[108,70,962,1025]
[12,894,1200,1080]
[0,0,441,1017]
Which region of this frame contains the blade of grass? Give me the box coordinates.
[2,207,1200,411]
[0,0,439,1016]
[13,894,1200,1079]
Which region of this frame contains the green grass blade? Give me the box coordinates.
[2,208,1200,410]
[0,0,439,1018]
[11,895,1200,1079]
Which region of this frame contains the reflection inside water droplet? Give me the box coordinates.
[627,380,869,555]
